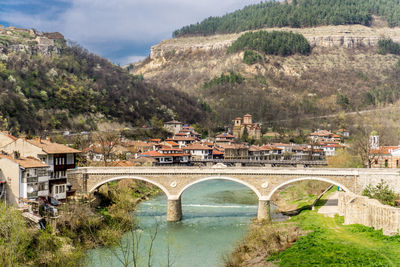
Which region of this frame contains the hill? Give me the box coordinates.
[0,26,205,135]
[173,0,400,37]
[131,24,400,129]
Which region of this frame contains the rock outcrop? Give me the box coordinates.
[146,25,400,61]
[0,26,65,56]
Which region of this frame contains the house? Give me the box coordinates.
[323,143,344,157]
[164,120,183,134]
[0,155,50,206]
[0,131,17,147]
[221,143,249,159]
[1,138,80,200]
[138,149,190,165]
[233,114,261,140]
[249,146,262,160]
[166,136,196,148]
[215,133,235,145]
[179,126,202,140]
[309,130,341,142]
[183,143,213,160]
[370,146,400,168]
[212,149,224,159]
[259,145,283,160]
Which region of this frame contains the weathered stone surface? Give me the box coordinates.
[167,198,182,222]
[257,200,271,221]
[68,167,400,222]
[339,192,400,236]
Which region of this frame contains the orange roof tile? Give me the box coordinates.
[213,149,224,155]
[183,143,213,150]
[0,155,49,168]
[216,133,234,138]
[370,146,400,155]
[27,139,80,154]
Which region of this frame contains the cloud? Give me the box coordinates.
[0,0,261,63]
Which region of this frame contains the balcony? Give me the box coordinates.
[27,191,38,199]
[26,176,38,183]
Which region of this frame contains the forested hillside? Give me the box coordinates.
[0,28,205,134]
[173,0,400,37]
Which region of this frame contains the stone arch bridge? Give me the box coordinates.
[67,167,400,222]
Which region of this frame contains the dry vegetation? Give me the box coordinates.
[132,25,400,129]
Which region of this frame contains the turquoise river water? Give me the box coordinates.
[86,180,284,267]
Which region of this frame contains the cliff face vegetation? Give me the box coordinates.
[132,24,400,129]
[0,27,205,134]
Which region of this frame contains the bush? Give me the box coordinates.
[362,180,398,206]
[378,38,400,55]
[243,50,262,65]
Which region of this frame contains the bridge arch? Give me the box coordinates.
[266,176,352,200]
[176,176,262,199]
[88,175,171,198]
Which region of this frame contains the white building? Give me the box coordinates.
[0,155,50,206]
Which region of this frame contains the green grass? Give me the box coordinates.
[268,211,400,266]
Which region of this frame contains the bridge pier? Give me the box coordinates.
[257,199,271,222]
[167,197,182,222]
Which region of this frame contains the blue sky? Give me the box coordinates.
[0,0,261,65]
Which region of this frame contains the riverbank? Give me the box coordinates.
[0,180,160,266]
[226,191,400,266]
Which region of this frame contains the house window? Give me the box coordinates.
[385,159,389,168]
[39,182,48,191]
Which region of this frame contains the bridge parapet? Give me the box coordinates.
[67,167,400,222]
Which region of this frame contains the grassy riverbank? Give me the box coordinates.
[268,211,400,266]
[226,190,400,267]
[0,180,160,266]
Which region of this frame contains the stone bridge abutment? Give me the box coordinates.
[67,167,400,222]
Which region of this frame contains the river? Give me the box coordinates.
[86,180,285,267]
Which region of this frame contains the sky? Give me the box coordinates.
[0,0,261,65]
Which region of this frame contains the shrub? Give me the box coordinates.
[243,50,262,65]
[362,180,398,206]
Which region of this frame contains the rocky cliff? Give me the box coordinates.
[148,25,400,61]
[0,26,65,56]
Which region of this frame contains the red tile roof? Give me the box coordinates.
[216,133,234,138]
[370,146,400,155]
[183,143,213,150]
[167,137,196,141]
[213,149,224,155]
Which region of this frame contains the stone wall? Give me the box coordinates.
[338,192,400,236]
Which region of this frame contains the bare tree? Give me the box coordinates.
[92,130,120,166]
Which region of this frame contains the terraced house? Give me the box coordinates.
[1,137,80,200]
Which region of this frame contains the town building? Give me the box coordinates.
[215,133,235,145]
[370,146,400,168]
[164,120,183,135]
[0,155,50,206]
[183,143,213,160]
[0,131,17,147]
[138,149,190,165]
[1,138,80,200]
[233,114,261,140]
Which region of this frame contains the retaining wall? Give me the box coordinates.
[338,192,400,236]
